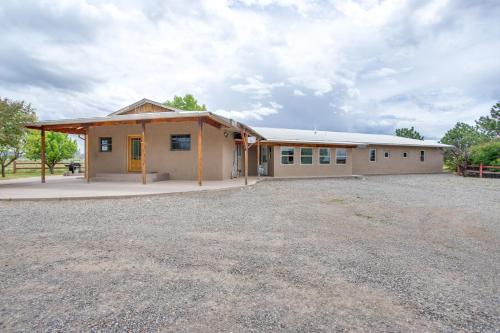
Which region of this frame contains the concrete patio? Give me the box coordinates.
[0,176,258,200]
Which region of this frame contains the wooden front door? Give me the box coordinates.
[128,136,142,172]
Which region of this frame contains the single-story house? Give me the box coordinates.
[26,98,451,185]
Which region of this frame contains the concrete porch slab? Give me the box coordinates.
[0,176,258,201]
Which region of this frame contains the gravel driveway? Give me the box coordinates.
[0,174,499,332]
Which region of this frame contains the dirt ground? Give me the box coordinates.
[0,174,498,332]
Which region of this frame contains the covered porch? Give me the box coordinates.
[26,110,262,186]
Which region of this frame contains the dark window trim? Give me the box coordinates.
[170,134,191,151]
[99,137,112,152]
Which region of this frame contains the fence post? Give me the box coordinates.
[13,160,16,174]
[479,162,483,178]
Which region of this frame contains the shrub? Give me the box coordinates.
[470,141,500,166]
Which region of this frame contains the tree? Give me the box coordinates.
[440,122,487,175]
[395,127,424,140]
[0,98,37,177]
[164,94,207,111]
[24,131,78,174]
[470,141,500,166]
[476,101,500,138]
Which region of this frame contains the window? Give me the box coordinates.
[300,147,313,165]
[384,151,390,158]
[369,149,376,162]
[420,150,425,162]
[171,134,191,151]
[281,147,294,164]
[336,148,347,164]
[403,152,408,158]
[99,137,112,152]
[319,148,331,164]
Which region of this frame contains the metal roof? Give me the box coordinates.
[26,99,452,148]
[252,127,452,148]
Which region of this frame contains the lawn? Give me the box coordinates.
[0,169,66,180]
[0,160,83,180]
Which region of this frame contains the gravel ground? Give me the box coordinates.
[0,174,499,332]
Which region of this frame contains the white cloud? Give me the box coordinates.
[289,76,332,96]
[230,76,284,99]
[214,102,281,121]
[293,89,305,96]
[0,0,499,138]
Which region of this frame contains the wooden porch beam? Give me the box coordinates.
[41,127,46,183]
[197,118,203,186]
[141,122,147,184]
[29,116,227,132]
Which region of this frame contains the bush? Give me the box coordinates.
[470,141,500,166]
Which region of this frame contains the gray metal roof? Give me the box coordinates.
[252,127,452,148]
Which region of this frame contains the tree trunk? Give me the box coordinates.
[1,164,5,178]
[462,158,468,177]
[48,164,55,174]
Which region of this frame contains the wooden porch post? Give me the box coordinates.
[243,131,248,185]
[41,127,46,183]
[85,127,90,183]
[141,122,147,185]
[256,139,260,177]
[197,118,203,186]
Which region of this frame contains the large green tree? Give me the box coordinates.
[164,94,207,111]
[440,122,487,174]
[470,141,500,167]
[0,98,37,177]
[476,101,500,138]
[395,126,424,140]
[24,131,78,174]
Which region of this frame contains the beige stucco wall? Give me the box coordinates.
[351,146,444,175]
[271,146,354,177]
[88,122,235,180]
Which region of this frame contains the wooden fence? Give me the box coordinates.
[12,161,85,174]
[465,163,500,178]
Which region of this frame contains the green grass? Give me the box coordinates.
[1,160,84,181]
[1,169,67,180]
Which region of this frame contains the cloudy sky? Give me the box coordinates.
[1,0,499,139]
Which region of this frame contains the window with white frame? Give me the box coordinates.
[369,149,376,162]
[420,150,425,162]
[281,147,294,164]
[300,147,313,165]
[336,148,347,164]
[319,148,331,164]
[384,151,390,158]
[403,152,408,158]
